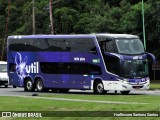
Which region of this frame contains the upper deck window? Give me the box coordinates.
[8,37,97,53]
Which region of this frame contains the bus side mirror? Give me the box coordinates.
[146,52,156,64]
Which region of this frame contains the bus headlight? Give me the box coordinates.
[117,78,129,83]
[146,77,150,81]
[146,78,150,82]
[123,79,129,82]
[123,79,129,83]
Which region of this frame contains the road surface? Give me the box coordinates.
[0,86,160,96]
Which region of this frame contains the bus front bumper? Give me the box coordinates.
[103,79,150,91]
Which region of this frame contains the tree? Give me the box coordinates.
[54,7,79,34]
[0,0,160,60]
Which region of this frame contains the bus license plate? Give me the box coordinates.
[134,87,141,89]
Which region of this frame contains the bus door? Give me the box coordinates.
[59,53,88,89]
[58,52,70,88]
[68,62,90,89]
[8,61,22,86]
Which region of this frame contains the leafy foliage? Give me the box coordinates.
[0,0,160,60]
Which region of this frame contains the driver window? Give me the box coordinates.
[106,40,118,53]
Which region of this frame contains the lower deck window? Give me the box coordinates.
[40,62,102,75]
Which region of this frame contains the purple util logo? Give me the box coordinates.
[15,52,39,80]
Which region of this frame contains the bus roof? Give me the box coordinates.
[8,34,139,42]
[94,33,139,39]
[8,34,96,39]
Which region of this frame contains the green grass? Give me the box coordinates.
[38,94,160,104]
[0,95,159,111]
[150,81,160,90]
[0,81,160,120]
[0,94,160,120]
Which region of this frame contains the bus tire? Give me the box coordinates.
[24,78,35,92]
[36,78,45,92]
[94,81,105,94]
[13,85,17,88]
[120,91,130,95]
[5,85,8,88]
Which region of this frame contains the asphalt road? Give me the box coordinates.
[0,86,160,96]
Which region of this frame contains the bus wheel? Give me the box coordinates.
[36,79,45,92]
[5,85,8,88]
[94,81,105,94]
[13,85,17,88]
[120,91,130,95]
[24,78,34,92]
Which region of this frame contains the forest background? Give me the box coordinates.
[0,0,160,62]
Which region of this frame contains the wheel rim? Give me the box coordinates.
[26,81,33,90]
[37,80,43,91]
[97,83,104,93]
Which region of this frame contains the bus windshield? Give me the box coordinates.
[115,39,145,55]
[121,59,148,78]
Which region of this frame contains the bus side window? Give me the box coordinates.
[99,42,106,52]
[106,40,118,53]
[66,47,71,51]
[9,63,16,72]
